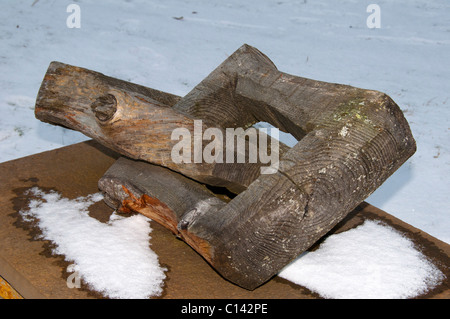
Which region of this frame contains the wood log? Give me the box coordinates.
[35,44,416,289]
[98,157,227,263]
[35,62,286,193]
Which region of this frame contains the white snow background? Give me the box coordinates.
[1,0,449,298]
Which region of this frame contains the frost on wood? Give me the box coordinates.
[35,44,416,290]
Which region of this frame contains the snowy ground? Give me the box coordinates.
[0,0,449,246]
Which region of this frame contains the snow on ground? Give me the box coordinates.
[0,2,448,243]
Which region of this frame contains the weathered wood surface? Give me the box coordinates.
[35,44,416,289]
[98,157,227,264]
[35,61,286,193]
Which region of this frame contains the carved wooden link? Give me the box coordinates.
[35,44,416,289]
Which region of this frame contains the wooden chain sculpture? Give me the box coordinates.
[35,44,416,290]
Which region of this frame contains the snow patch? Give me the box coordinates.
[19,188,166,299]
[279,220,445,299]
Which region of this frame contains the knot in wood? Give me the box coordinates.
[91,94,117,122]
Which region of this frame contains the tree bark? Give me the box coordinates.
[35,44,416,289]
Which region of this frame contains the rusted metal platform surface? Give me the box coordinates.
[0,140,448,299]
